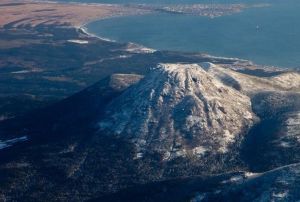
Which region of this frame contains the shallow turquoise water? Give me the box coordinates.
[82,1,300,68]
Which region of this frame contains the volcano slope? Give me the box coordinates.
[0,63,299,201]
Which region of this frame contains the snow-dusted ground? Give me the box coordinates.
[205,62,300,94]
[99,63,256,160]
[285,112,300,140]
[96,62,299,170]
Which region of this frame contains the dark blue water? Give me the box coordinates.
[67,0,300,68]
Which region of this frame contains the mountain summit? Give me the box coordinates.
[99,63,256,160]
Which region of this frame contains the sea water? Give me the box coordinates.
[63,0,300,68]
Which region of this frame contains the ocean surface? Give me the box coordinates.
[69,0,300,68]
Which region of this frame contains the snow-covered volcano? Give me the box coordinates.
[99,63,256,160]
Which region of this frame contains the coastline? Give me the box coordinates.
[78,18,157,53]
[78,21,263,67]
[79,15,298,70]
[78,25,116,43]
[78,22,286,69]
[1,0,296,70]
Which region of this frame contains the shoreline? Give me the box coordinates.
[78,21,285,69]
[78,18,158,54]
[78,22,288,70]
[77,14,297,70]
[1,0,296,70]
[78,25,116,43]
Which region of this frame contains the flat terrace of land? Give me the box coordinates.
[0,0,148,28]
